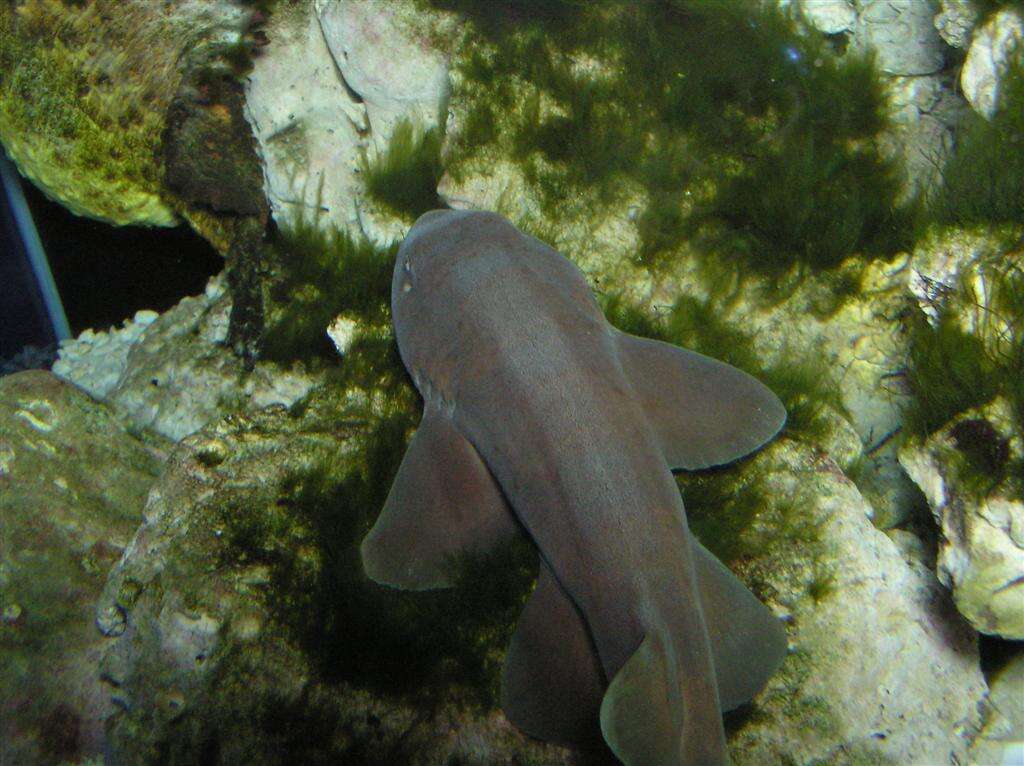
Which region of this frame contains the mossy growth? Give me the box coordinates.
[220,413,538,711]
[432,0,917,294]
[930,51,1024,227]
[902,254,1024,497]
[262,212,399,365]
[903,259,1023,436]
[360,119,445,221]
[0,3,173,225]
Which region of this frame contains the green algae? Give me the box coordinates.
[361,119,445,221]
[930,53,1024,227]
[433,0,917,292]
[215,413,537,711]
[262,213,398,364]
[902,249,1024,499]
[0,5,172,225]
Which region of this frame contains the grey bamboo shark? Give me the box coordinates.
[361,210,788,765]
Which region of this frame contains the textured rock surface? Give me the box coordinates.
[962,9,1024,119]
[794,0,856,35]
[716,440,986,765]
[935,0,978,49]
[245,0,451,241]
[53,310,159,400]
[93,401,574,766]
[900,399,1024,639]
[53,276,314,442]
[899,233,1024,637]
[0,371,166,765]
[852,0,947,76]
[970,651,1024,766]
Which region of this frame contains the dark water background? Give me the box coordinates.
[1,162,220,360]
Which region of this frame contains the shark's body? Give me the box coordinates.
[362,210,788,765]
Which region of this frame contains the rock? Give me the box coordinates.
[792,0,856,35]
[935,0,978,49]
[962,9,1024,119]
[0,371,166,765]
[970,651,1024,766]
[94,400,573,765]
[883,72,964,200]
[245,0,451,241]
[314,0,451,153]
[53,309,159,400]
[718,439,986,765]
[53,276,314,442]
[852,0,947,75]
[0,0,265,226]
[899,399,1024,639]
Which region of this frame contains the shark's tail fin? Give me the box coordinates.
[599,622,727,766]
[598,539,787,766]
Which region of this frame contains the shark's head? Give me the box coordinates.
[390,209,520,377]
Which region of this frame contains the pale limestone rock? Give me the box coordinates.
[315,0,451,153]
[53,309,160,399]
[935,0,978,49]
[852,0,946,75]
[962,9,1024,119]
[54,276,314,443]
[899,400,1024,639]
[245,3,367,231]
[327,316,359,356]
[724,441,985,764]
[883,73,963,199]
[246,0,451,242]
[795,0,856,35]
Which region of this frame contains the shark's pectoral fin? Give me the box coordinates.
[692,538,788,710]
[361,402,519,590]
[614,330,786,470]
[500,562,606,748]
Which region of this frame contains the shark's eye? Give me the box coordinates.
[401,258,414,292]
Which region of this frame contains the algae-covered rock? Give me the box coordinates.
[94,396,573,765]
[0,370,166,765]
[899,233,1024,638]
[900,399,1024,639]
[0,0,265,226]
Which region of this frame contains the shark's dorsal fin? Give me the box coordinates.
[361,402,520,590]
[500,561,606,748]
[502,539,787,753]
[613,330,786,470]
